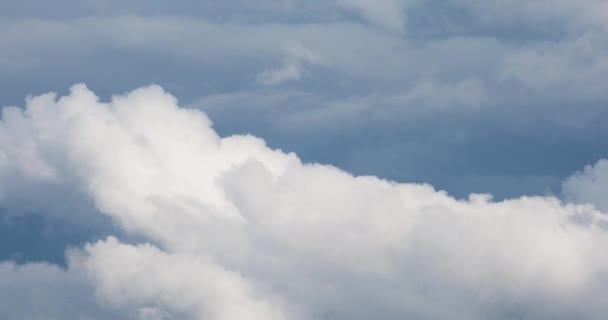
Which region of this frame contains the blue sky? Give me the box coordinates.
[1,1,608,319]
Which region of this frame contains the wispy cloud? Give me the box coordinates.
[256,43,326,86]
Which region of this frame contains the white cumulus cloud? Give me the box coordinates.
[1,85,608,319]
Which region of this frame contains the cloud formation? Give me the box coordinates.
[256,43,326,86]
[1,85,608,319]
[1,0,608,202]
[335,0,408,33]
[563,159,608,211]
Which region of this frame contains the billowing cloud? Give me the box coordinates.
[2,85,608,319]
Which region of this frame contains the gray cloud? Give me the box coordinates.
[563,159,608,211]
[0,260,122,319]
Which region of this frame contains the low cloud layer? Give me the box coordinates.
[1,85,608,319]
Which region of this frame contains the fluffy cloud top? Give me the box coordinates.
[1,85,608,319]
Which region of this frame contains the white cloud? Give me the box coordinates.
[563,159,608,211]
[80,237,295,320]
[2,85,608,319]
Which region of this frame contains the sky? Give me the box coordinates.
[1,1,608,319]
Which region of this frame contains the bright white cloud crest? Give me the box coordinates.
[1,85,608,319]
